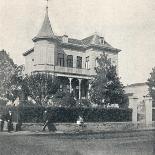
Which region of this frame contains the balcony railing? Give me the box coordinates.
[55,66,92,76]
[33,64,95,76]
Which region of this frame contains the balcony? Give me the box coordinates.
[33,64,94,76]
[55,66,92,76]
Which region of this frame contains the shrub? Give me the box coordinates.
[8,106,132,123]
[52,91,76,107]
[76,99,91,108]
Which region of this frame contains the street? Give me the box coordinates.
[0,130,154,155]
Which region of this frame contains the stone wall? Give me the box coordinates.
[21,122,135,132]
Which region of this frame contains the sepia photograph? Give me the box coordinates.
[0,0,155,154]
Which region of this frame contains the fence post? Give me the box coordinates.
[129,96,138,127]
[144,96,152,127]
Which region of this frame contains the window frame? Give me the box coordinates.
[85,56,90,69]
[76,56,82,69]
[57,53,64,67]
[67,55,73,68]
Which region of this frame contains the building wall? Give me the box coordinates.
[85,49,118,75]
[24,52,34,74]
[24,40,119,77]
[34,40,55,69]
[62,48,85,68]
[124,83,149,102]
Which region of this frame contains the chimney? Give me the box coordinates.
[62,35,68,43]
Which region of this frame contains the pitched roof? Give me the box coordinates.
[82,34,113,48]
[24,33,120,56]
[33,8,54,41]
[23,48,34,56]
[125,82,147,88]
[82,35,94,45]
[55,36,84,45]
[56,34,116,50]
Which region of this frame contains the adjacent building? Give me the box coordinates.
[23,6,121,100]
[124,83,149,102]
[124,83,155,122]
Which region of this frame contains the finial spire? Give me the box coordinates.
[46,0,48,11]
[46,0,48,12]
[32,0,55,41]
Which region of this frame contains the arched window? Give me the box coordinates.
[67,55,73,68]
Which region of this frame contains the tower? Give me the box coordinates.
[32,3,56,72]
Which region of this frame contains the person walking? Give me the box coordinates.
[42,110,48,131]
[42,110,57,132]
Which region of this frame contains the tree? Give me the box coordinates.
[0,50,16,98]
[89,53,128,108]
[5,68,61,106]
[147,67,155,100]
[4,65,26,102]
[24,73,60,106]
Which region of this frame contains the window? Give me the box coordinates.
[77,56,82,68]
[85,56,90,69]
[67,55,73,67]
[57,53,64,66]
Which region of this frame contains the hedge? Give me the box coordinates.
[4,106,132,123]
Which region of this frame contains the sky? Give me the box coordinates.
[0,0,155,85]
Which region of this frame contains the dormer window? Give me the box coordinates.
[62,35,68,43]
[100,37,104,44]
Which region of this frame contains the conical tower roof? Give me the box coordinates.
[33,7,55,41]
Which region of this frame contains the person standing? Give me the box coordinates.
[6,110,13,132]
[0,114,5,132]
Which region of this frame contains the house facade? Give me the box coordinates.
[23,6,121,100]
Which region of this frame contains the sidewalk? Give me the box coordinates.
[1,122,155,137]
[1,125,155,137]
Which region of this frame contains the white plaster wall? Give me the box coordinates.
[34,40,55,68]
[26,41,118,76]
[24,52,34,74]
[63,49,85,68]
[124,84,149,102]
[85,49,118,75]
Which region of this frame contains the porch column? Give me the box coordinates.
[144,96,152,126]
[78,79,82,99]
[87,81,91,99]
[69,78,72,93]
